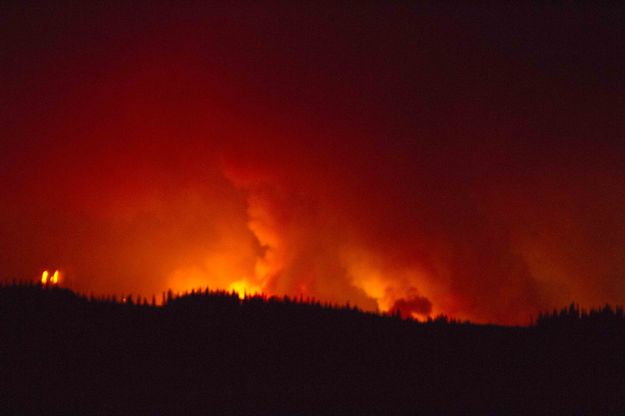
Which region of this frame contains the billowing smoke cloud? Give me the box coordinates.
[2,2,624,323]
[390,289,433,319]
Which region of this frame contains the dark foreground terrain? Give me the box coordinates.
[1,284,624,415]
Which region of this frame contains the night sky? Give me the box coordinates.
[2,2,624,323]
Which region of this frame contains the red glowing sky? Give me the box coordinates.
[2,2,625,323]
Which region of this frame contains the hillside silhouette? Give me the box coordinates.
[2,283,625,415]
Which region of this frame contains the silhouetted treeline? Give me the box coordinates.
[1,283,625,415]
[536,302,625,328]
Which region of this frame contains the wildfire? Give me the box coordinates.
[41,270,60,285]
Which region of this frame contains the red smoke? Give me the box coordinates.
[2,3,624,324]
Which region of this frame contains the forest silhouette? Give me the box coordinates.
[2,283,624,415]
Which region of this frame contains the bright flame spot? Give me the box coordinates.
[228,279,260,299]
[41,270,60,285]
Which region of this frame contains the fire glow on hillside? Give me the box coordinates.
[2,3,625,324]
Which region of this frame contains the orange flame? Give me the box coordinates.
[41,270,60,285]
[228,279,260,299]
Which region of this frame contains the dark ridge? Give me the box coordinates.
[1,283,624,415]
